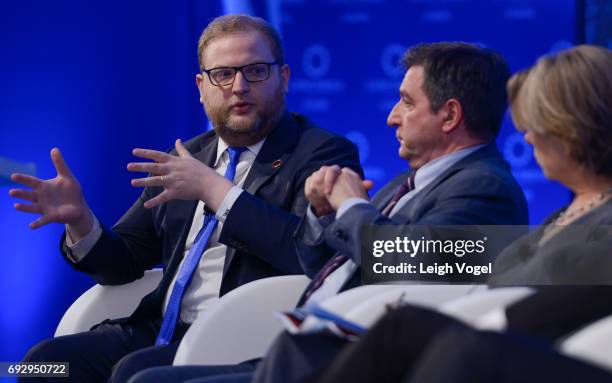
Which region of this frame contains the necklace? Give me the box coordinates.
[554,187,612,226]
[539,187,612,245]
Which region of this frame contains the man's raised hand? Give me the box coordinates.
[9,148,93,238]
[128,139,233,211]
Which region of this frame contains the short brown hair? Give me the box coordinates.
[402,42,511,139]
[197,14,284,70]
[508,45,612,177]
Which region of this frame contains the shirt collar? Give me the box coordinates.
[413,144,486,191]
[214,136,267,167]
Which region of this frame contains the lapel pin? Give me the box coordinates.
[272,159,282,169]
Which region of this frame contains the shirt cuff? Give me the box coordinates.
[303,204,335,244]
[336,198,370,219]
[65,214,102,263]
[216,185,243,222]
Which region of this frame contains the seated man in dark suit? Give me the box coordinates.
[9,14,361,383]
[129,42,529,383]
[306,43,612,383]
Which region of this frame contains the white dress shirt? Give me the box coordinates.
[66,137,265,324]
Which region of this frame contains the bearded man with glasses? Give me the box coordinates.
[13,14,362,383]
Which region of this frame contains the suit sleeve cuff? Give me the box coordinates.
[216,185,243,222]
[336,198,370,219]
[65,214,102,263]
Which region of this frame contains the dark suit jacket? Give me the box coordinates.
[295,143,529,302]
[490,200,612,286]
[404,325,612,383]
[506,285,612,340]
[61,111,363,323]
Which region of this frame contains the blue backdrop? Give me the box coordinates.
[1,0,579,365]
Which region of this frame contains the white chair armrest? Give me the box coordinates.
[438,287,535,326]
[474,308,509,331]
[55,269,163,337]
[317,285,397,316]
[174,275,310,366]
[561,315,612,372]
[343,284,475,328]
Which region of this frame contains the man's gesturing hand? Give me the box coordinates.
[9,148,93,239]
[128,139,233,211]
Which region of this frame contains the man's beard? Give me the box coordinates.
[204,85,285,147]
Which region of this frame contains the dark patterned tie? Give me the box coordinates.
[301,254,350,303]
[381,170,417,216]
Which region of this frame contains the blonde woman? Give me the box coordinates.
[491,45,612,285]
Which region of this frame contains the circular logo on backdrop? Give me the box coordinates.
[302,44,331,79]
[503,132,533,168]
[381,44,406,78]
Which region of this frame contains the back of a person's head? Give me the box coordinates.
[402,42,511,140]
[197,14,285,70]
[508,45,612,177]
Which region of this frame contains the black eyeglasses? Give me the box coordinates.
[202,62,279,86]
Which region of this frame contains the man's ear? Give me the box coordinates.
[195,74,205,103]
[441,98,463,133]
[280,64,290,93]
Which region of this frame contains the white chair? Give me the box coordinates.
[343,284,476,328]
[438,286,535,327]
[55,269,163,337]
[173,275,310,365]
[317,284,399,316]
[56,272,309,365]
[561,315,612,372]
[55,271,535,368]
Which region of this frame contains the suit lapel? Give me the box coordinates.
[392,144,501,221]
[223,111,299,276]
[371,170,413,211]
[243,111,299,195]
[418,143,499,200]
[194,131,219,168]
[159,200,198,291]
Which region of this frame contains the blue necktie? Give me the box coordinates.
[156,146,247,346]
